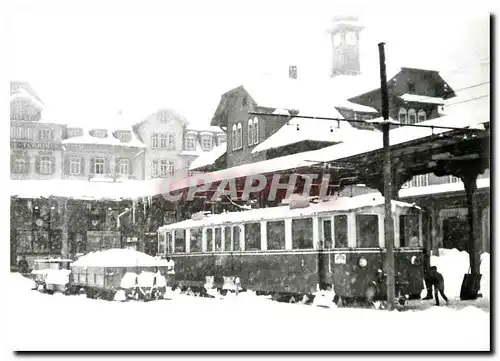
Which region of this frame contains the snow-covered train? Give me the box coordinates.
[158,194,425,305]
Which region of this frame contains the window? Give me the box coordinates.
[417,110,426,123]
[206,229,213,252]
[117,132,131,143]
[190,229,202,252]
[237,123,242,149]
[151,134,159,148]
[224,226,231,251]
[449,175,461,183]
[320,218,332,249]
[17,127,23,138]
[247,119,254,146]
[69,157,81,175]
[215,228,222,251]
[334,215,348,248]
[94,158,105,175]
[174,230,186,253]
[39,156,52,174]
[118,158,129,176]
[408,82,415,94]
[409,174,429,188]
[267,221,285,250]
[231,125,237,151]
[408,109,417,124]
[151,160,159,177]
[292,218,313,249]
[253,117,259,144]
[201,136,213,150]
[159,134,167,149]
[398,108,407,124]
[10,126,15,138]
[185,135,196,150]
[244,223,261,251]
[356,214,379,248]
[168,134,176,149]
[167,160,175,176]
[92,130,107,138]
[232,226,241,251]
[158,112,170,123]
[399,214,420,247]
[160,160,168,176]
[13,158,27,174]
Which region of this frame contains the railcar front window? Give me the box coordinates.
[334,215,348,248]
[244,223,261,251]
[190,229,202,252]
[399,214,420,247]
[267,221,285,250]
[215,228,222,251]
[224,226,231,251]
[356,214,379,248]
[292,218,313,249]
[174,230,186,253]
[166,232,173,254]
[232,226,241,251]
[206,229,213,252]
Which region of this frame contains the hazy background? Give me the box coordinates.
[5,0,490,127]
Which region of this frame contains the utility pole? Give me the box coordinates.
[378,42,396,310]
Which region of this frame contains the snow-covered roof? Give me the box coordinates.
[62,128,146,148]
[189,142,227,170]
[10,88,45,110]
[158,193,419,232]
[10,179,159,200]
[310,113,489,164]
[252,116,376,154]
[72,248,167,268]
[399,177,489,199]
[186,124,224,133]
[399,94,445,105]
[335,100,378,113]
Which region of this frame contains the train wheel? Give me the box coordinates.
[289,295,296,304]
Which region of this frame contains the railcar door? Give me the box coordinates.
[318,217,333,290]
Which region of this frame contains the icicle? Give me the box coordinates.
[148,196,152,209]
[143,197,146,215]
[27,200,32,211]
[132,199,136,224]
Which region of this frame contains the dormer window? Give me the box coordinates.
[92,129,107,138]
[398,108,407,124]
[117,131,131,143]
[417,110,426,123]
[184,134,196,151]
[201,135,213,151]
[158,112,171,124]
[408,109,417,124]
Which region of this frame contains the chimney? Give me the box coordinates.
[289,65,298,79]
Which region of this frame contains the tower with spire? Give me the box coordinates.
[328,15,364,77]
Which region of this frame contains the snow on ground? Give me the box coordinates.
[6,271,489,351]
[430,249,490,300]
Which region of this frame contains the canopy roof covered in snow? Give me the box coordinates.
[72,248,167,268]
[189,142,227,170]
[158,193,420,232]
[252,116,377,154]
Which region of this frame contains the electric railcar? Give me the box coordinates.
[157,194,425,304]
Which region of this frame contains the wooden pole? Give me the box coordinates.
[378,42,396,310]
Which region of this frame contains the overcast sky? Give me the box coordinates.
[5,0,491,127]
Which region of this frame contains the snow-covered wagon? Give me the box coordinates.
[31,258,73,294]
[70,249,168,301]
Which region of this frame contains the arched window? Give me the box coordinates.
[408,109,417,124]
[417,110,426,123]
[247,119,254,146]
[253,117,259,144]
[398,108,407,124]
[232,125,237,150]
[237,123,242,149]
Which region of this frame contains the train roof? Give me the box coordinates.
[158,194,420,232]
[71,248,167,268]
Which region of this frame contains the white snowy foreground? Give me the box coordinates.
[5,249,490,351]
